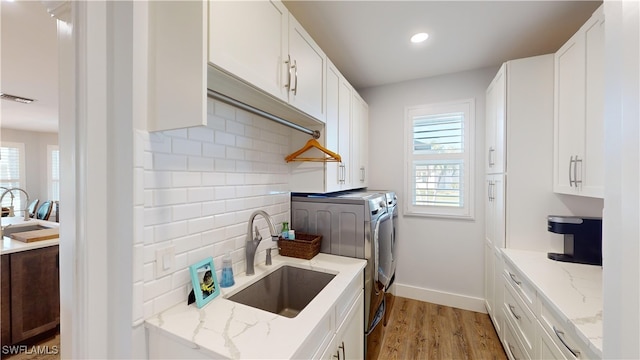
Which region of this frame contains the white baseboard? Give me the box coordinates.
[393,283,487,314]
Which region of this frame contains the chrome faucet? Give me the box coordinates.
[0,187,30,238]
[245,210,279,275]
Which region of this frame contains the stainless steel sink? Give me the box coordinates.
[3,224,52,237]
[227,265,335,318]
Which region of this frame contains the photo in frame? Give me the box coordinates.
[189,257,220,308]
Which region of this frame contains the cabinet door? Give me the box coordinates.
[582,11,605,198]
[351,92,369,188]
[338,75,353,189]
[554,30,586,195]
[486,64,506,174]
[336,291,364,360]
[10,246,60,343]
[209,1,289,102]
[325,62,343,193]
[486,174,505,248]
[288,14,327,122]
[1,255,10,345]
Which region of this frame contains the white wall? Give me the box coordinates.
[602,0,640,358]
[360,67,497,311]
[0,128,58,204]
[133,98,292,325]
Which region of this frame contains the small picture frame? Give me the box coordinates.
[189,257,220,308]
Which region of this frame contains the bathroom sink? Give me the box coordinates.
[227,265,335,318]
[3,224,53,237]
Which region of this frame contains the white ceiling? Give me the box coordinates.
[284,0,602,90]
[0,1,602,133]
[1,0,58,133]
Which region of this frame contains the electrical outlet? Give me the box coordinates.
[156,246,175,277]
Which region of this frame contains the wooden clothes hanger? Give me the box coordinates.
[285,139,342,163]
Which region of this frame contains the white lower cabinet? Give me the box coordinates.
[318,291,364,360]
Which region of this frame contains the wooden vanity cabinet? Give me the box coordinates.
[1,246,60,345]
[1,254,10,345]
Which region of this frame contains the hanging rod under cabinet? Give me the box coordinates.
[206,90,321,139]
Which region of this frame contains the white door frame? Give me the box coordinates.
[55,1,134,358]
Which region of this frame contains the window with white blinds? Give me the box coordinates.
[405,99,475,219]
[48,145,60,201]
[0,142,26,210]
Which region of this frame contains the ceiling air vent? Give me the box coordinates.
[0,93,36,104]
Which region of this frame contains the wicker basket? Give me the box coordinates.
[278,233,322,260]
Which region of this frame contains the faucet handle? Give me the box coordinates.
[254,226,262,242]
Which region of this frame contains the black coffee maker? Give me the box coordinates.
[547,216,602,266]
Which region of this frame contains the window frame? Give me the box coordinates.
[0,142,27,210]
[48,145,60,202]
[403,98,475,219]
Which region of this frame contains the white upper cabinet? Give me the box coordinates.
[287,14,327,123]
[209,2,326,123]
[553,6,604,198]
[352,91,369,188]
[208,1,289,102]
[485,64,506,174]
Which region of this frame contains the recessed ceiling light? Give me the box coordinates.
[411,32,429,43]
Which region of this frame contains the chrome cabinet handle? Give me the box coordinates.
[488,147,495,167]
[360,167,365,182]
[488,182,492,202]
[553,325,581,358]
[339,341,345,359]
[508,304,521,320]
[292,59,298,95]
[285,55,292,91]
[509,272,522,286]
[569,156,574,187]
[333,349,340,360]
[574,156,582,186]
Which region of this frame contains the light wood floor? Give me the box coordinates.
[373,296,507,360]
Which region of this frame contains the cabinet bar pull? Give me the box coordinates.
[360,167,365,182]
[292,59,298,96]
[574,157,582,186]
[285,55,292,90]
[488,147,495,166]
[553,325,581,358]
[508,272,522,286]
[508,304,521,320]
[339,341,345,359]
[569,156,575,187]
[488,182,492,202]
[333,350,340,360]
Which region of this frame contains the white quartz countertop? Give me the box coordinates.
[145,253,366,359]
[501,248,602,357]
[1,217,60,255]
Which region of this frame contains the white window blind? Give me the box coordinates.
[405,100,475,219]
[48,145,60,201]
[0,143,26,210]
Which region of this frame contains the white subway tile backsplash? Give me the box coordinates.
[188,127,214,142]
[202,143,226,158]
[139,98,292,321]
[213,101,236,121]
[172,171,202,188]
[187,156,215,171]
[173,234,203,254]
[153,188,187,206]
[202,200,226,216]
[187,216,215,234]
[172,138,202,156]
[214,131,236,147]
[187,187,215,203]
[153,221,188,243]
[153,153,187,171]
[172,203,202,221]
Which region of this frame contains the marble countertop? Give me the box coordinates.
[1,217,60,255]
[502,248,602,358]
[145,253,366,359]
